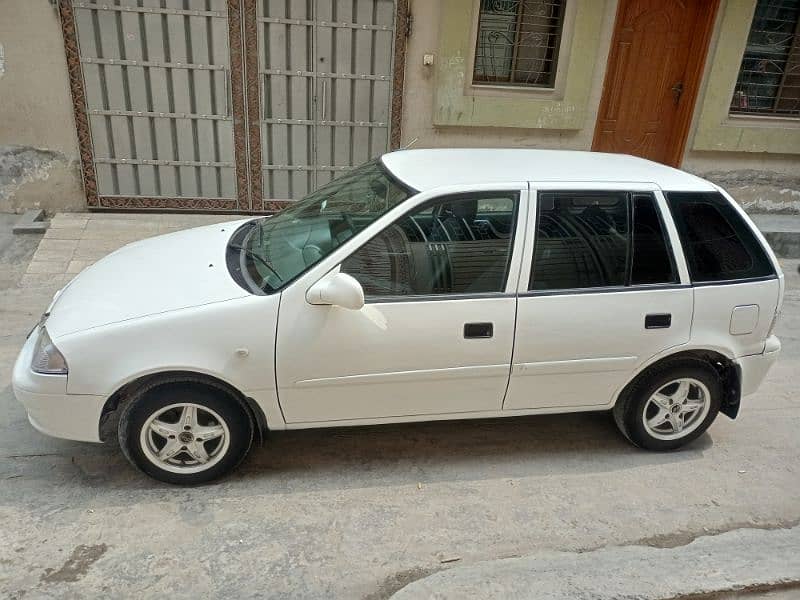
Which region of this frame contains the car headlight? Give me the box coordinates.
[31,328,68,375]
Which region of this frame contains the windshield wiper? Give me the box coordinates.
[228,243,284,283]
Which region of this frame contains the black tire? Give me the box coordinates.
[118,382,253,485]
[613,359,722,451]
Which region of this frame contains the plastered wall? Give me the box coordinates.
[399,0,799,210]
[0,0,84,213]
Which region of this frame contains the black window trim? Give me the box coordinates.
[630,192,681,287]
[517,275,779,298]
[519,282,691,298]
[340,189,523,304]
[366,291,517,304]
[691,274,779,287]
[526,189,680,294]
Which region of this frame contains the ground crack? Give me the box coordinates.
[623,519,800,550]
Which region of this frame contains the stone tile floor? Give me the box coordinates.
[20,212,248,287]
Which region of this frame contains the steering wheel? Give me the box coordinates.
[302,244,324,266]
[341,213,357,238]
[330,213,357,244]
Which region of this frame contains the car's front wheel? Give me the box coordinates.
[118,382,253,484]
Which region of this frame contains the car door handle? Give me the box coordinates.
[464,322,493,339]
[645,313,672,329]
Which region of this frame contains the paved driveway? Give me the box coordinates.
[1,213,799,599]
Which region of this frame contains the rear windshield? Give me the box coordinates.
[665,191,775,283]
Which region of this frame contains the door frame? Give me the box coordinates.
[273,181,531,425]
[58,0,409,213]
[516,181,692,296]
[289,181,533,303]
[591,0,720,168]
[505,181,694,412]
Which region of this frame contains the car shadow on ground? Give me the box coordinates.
[236,411,714,484]
[2,410,712,496]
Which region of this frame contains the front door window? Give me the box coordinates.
[341,193,519,298]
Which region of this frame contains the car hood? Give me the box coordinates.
[45,219,255,338]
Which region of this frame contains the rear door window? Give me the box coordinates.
[530,192,629,290]
[665,192,774,283]
[529,191,677,291]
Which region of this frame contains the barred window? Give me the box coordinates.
[730,0,800,117]
[473,0,566,88]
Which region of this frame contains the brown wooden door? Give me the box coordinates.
[592,0,718,166]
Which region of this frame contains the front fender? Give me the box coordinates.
[56,294,281,425]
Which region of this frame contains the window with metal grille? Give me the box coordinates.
[472,0,566,88]
[730,0,800,117]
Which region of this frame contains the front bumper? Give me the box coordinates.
[736,335,781,397]
[12,328,105,443]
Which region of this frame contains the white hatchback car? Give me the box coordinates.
[14,149,784,484]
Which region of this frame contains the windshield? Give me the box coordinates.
[238,160,413,292]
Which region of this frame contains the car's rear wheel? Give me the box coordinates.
[613,360,721,451]
[118,383,253,485]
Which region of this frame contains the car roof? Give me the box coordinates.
[381,149,717,193]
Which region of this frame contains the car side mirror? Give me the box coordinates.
[306,271,365,310]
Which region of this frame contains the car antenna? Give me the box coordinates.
[402,137,418,150]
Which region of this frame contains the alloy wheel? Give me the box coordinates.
[642,378,711,441]
[139,403,230,474]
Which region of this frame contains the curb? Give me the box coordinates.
[762,231,800,260]
[12,209,47,234]
[391,526,800,600]
[751,214,800,259]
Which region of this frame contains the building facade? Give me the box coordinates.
[0,0,798,214]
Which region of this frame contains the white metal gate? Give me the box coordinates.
[59,0,405,212]
[256,0,396,201]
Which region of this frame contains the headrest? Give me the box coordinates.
[448,199,478,221]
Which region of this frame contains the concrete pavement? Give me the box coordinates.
[1,212,799,599]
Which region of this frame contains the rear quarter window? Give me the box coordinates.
[665,191,775,283]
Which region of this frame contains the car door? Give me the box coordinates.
[275,184,529,424]
[504,183,694,411]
